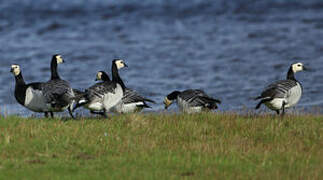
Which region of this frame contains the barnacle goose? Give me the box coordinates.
[254,62,307,115]
[163,89,221,113]
[10,64,51,117]
[73,59,127,117]
[42,54,76,118]
[96,71,155,113]
[72,71,115,116]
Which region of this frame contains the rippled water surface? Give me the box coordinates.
[1,0,323,115]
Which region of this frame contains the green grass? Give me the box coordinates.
[0,113,322,179]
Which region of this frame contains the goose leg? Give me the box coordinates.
[103,109,108,118]
[276,110,280,115]
[281,101,286,117]
[50,112,54,118]
[68,106,75,119]
[45,112,49,118]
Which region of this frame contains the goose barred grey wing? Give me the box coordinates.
[122,88,155,104]
[85,81,117,101]
[260,80,299,99]
[42,79,74,108]
[73,88,85,97]
[179,89,220,107]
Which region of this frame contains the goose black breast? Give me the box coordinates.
[15,82,43,106]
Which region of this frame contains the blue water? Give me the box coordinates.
[1,0,323,116]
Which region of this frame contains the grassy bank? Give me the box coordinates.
[0,113,322,179]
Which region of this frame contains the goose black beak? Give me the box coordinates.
[10,69,13,73]
[124,63,128,68]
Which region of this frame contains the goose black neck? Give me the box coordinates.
[287,66,296,81]
[14,72,27,105]
[112,63,125,90]
[102,72,111,82]
[167,91,181,100]
[14,73,26,86]
[51,58,60,80]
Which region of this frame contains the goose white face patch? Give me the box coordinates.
[163,97,173,109]
[11,64,21,76]
[292,62,304,73]
[96,72,103,80]
[115,59,125,69]
[56,55,64,64]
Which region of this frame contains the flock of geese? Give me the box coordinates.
[10,54,307,118]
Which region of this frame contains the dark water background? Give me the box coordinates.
[1,0,323,116]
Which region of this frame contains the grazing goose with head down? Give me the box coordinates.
[254,62,307,115]
[73,59,127,117]
[42,54,76,118]
[96,71,155,113]
[164,89,221,113]
[11,64,51,117]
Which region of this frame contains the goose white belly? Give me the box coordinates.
[85,101,104,111]
[103,84,124,111]
[112,101,144,113]
[177,97,202,113]
[265,83,302,110]
[264,98,285,110]
[24,87,48,112]
[285,83,302,108]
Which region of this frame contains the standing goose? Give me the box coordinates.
[10,64,51,117]
[42,54,75,118]
[73,59,127,117]
[163,89,221,113]
[96,71,155,113]
[254,62,307,115]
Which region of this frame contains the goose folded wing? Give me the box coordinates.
[261,80,298,99]
[86,82,116,100]
[42,80,72,103]
[179,89,201,101]
[180,89,221,107]
[122,88,155,104]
